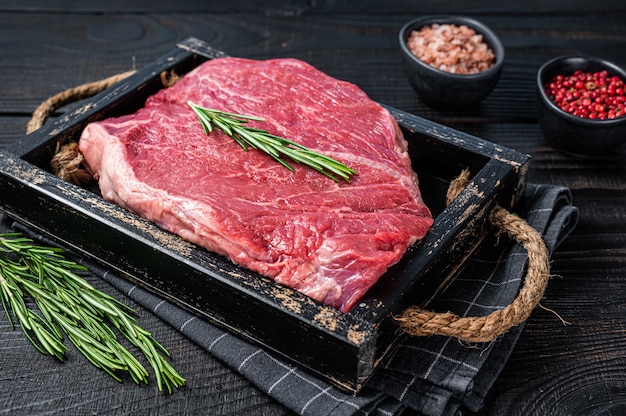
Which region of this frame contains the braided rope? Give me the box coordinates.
[395,169,550,342]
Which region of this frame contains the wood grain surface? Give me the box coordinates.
[1,1,625,415]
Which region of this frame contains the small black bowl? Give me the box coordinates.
[537,55,626,155]
[399,15,505,109]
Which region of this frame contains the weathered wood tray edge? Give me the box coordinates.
[0,37,530,393]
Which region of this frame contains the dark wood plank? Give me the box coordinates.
[0,118,29,149]
[481,234,626,415]
[3,0,626,14]
[0,3,625,416]
[1,12,624,121]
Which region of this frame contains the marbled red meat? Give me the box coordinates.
[79,57,433,312]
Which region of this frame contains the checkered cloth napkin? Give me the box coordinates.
[9,183,577,416]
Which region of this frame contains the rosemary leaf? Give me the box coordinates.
[8,294,30,329]
[0,232,185,392]
[30,319,67,358]
[79,291,121,317]
[211,116,234,137]
[188,100,357,182]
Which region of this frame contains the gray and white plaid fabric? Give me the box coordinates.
[10,183,578,416]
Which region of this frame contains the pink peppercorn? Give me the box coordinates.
[545,70,626,120]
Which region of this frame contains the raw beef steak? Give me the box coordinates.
[79,57,433,313]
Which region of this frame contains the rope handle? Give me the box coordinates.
[28,73,551,344]
[26,70,136,135]
[395,169,550,342]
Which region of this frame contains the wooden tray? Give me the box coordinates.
[0,37,530,393]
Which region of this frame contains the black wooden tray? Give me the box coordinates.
[0,37,530,393]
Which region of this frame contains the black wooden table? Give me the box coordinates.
[1,2,625,415]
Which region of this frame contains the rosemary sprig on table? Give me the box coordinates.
[0,232,185,393]
[187,100,357,182]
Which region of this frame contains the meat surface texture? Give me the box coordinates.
[79,57,433,313]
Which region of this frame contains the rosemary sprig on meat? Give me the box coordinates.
[187,101,357,182]
[0,232,185,393]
